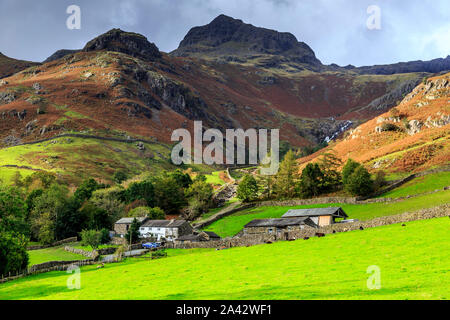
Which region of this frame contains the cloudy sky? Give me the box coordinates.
[1,0,449,66]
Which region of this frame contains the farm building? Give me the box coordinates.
[282,207,348,227]
[243,217,318,236]
[114,217,149,238]
[176,231,221,243]
[139,220,193,241]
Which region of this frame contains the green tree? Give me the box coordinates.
[79,202,111,231]
[152,174,187,214]
[24,171,56,190]
[113,170,128,185]
[345,166,374,197]
[0,232,29,277]
[0,186,29,236]
[55,197,85,240]
[169,170,193,189]
[148,207,165,220]
[74,179,101,204]
[237,174,259,202]
[299,163,325,198]
[128,206,166,220]
[30,184,69,243]
[80,229,102,251]
[125,218,141,244]
[26,189,43,217]
[273,150,299,199]
[319,152,342,190]
[90,187,125,224]
[186,180,213,207]
[100,228,111,244]
[342,159,361,185]
[125,181,155,207]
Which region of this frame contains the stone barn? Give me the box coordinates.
[114,217,149,238]
[243,217,318,237]
[282,207,348,227]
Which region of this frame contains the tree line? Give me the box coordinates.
[0,169,214,277]
[237,150,386,202]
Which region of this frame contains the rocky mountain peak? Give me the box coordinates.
[172,15,322,67]
[83,28,162,61]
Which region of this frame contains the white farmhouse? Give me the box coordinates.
[139,220,193,242]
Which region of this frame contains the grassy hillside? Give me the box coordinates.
[204,190,450,237]
[379,171,450,198]
[27,247,88,267]
[1,218,449,300]
[0,136,215,185]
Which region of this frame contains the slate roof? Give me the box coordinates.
[177,231,221,242]
[115,217,148,224]
[282,207,348,218]
[244,217,316,228]
[204,231,221,239]
[141,219,189,228]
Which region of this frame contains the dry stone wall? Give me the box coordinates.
[169,204,450,249]
[27,237,78,251]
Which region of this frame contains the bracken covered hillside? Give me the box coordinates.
[299,73,450,174]
[0,52,38,79]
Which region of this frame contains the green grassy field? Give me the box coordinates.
[0,167,34,184]
[380,171,450,199]
[204,171,227,186]
[1,218,449,300]
[27,247,88,266]
[204,191,450,237]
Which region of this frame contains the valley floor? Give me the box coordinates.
[1,217,449,300]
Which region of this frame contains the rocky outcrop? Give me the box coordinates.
[0,91,16,105]
[83,28,162,61]
[364,78,423,112]
[43,49,81,63]
[172,15,322,69]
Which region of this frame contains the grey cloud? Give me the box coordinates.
[0,0,448,66]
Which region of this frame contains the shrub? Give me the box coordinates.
[237,174,259,202]
[80,229,102,250]
[151,250,167,259]
[373,171,387,191]
[113,171,128,185]
[342,159,360,185]
[381,123,400,132]
[100,228,111,244]
[345,166,374,197]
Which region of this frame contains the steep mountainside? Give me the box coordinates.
[1,16,449,183]
[299,73,450,174]
[0,52,39,79]
[171,14,322,71]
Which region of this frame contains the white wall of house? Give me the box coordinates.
[139,227,179,241]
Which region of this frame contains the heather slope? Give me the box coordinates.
[299,73,450,175]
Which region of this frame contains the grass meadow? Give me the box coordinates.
[1,218,449,300]
[204,190,450,237]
